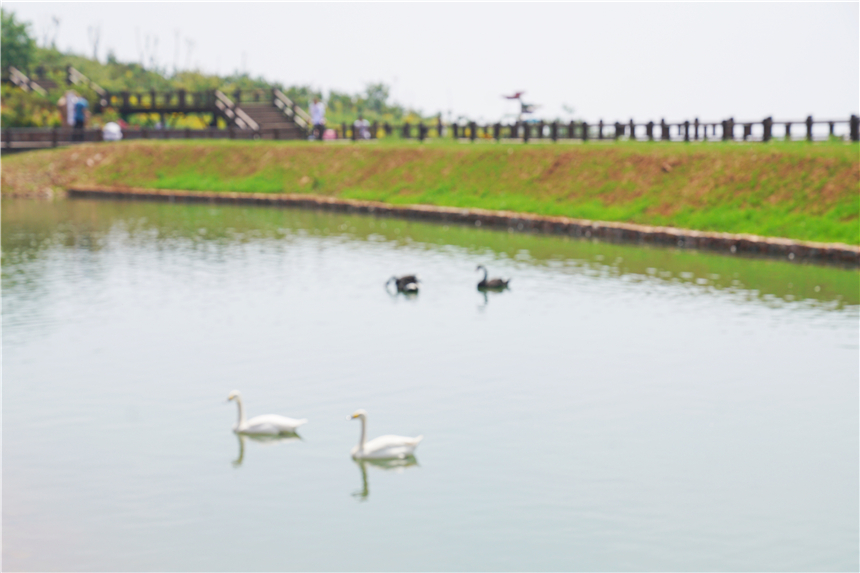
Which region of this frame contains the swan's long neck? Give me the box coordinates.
[234,397,246,427]
[481,267,488,282]
[358,416,367,451]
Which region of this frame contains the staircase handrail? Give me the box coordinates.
[67,67,108,96]
[66,66,109,109]
[8,66,47,96]
[214,90,260,131]
[272,88,312,130]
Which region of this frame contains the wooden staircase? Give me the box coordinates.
[214,89,311,139]
[236,102,305,139]
[6,65,311,139]
[8,66,49,96]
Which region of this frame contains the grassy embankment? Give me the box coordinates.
[2,139,858,245]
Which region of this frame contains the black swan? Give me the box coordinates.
[386,275,419,293]
[476,265,510,290]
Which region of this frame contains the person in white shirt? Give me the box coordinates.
[58,90,78,126]
[354,113,371,140]
[311,97,326,140]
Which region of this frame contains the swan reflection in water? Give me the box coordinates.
[477,288,506,310]
[352,456,419,501]
[232,432,302,468]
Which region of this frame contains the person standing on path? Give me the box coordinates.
[72,96,89,142]
[354,113,371,139]
[58,90,78,127]
[311,97,326,141]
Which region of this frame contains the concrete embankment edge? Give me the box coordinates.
[66,185,860,267]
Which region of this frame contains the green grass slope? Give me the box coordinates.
[3,139,858,244]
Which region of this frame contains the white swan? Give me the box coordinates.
[350,409,423,460]
[227,390,307,435]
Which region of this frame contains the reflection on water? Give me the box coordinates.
[385,285,419,301]
[2,197,856,320]
[232,432,301,468]
[352,457,420,502]
[2,198,857,571]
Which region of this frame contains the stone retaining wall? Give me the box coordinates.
[66,185,860,267]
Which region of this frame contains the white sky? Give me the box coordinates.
[6,2,859,122]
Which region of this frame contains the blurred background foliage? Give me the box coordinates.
[1,8,430,128]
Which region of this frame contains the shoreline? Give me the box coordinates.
[63,185,860,267]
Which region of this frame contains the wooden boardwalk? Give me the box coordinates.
[3,66,311,146]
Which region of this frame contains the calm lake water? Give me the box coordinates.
[3,197,858,571]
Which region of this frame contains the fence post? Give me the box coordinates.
[660,119,669,141]
[52,126,59,147]
[598,120,604,140]
[566,121,573,139]
[805,116,813,141]
[582,121,589,142]
[522,122,529,143]
[646,121,654,141]
[683,120,690,142]
[850,115,859,142]
[551,121,558,142]
[470,121,477,142]
[762,117,772,142]
[628,120,635,141]
[372,121,379,139]
[494,123,501,141]
[419,122,426,142]
[437,117,443,138]
[613,122,622,141]
[693,118,699,141]
[233,89,241,104]
[537,120,544,140]
[828,122,835,138]
[403,122,410,139]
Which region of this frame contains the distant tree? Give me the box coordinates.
[2,9,36,72]
[327,89,355,115]
[364,82,389,114]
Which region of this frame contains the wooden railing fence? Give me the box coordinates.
[338,115,860,143]
[3,115,858,151]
